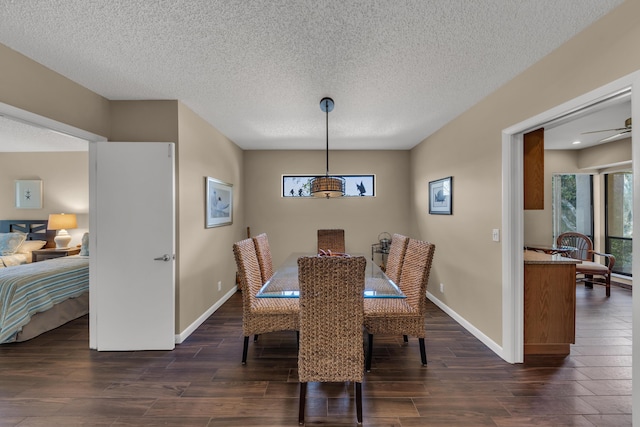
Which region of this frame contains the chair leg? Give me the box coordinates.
[299,382,307,425]
[585,274,594,288]
[355,382,362,424]
[419,337,427,366]
[403,335,408,343]
[606,276,611,297]
[366,333,373,372]
[242,336,249,365]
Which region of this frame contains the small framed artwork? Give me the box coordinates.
[15,180,43,209]
[428,176,452,215]
[205,177,233,228]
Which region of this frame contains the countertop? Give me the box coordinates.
[524,250,581,265]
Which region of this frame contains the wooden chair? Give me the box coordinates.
[297,255,366,425]
[252,233,273,284]
[364,239,435,371]
[232,238,299,364]
[317,229,345,254]
[384,233,409,285]
[556,232,615,297]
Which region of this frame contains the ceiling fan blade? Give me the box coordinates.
[599,129,632,143]
[582,127,629,135]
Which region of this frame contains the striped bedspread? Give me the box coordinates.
[0,256,89,344]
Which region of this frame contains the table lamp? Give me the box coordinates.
[47,213,77,248]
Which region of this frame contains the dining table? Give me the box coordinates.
[256,252,406,298]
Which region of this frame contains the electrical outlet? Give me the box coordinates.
[440,283,444,293]
[492,229,500,242]
[217,281,222,291]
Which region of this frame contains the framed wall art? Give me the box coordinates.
[15,180,43,209]
[205,177,233,228]
[428,176,452,215]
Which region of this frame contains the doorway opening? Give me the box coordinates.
[501,71,639,365]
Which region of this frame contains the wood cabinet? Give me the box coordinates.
[524,251,578,355]
[523,127,544,210]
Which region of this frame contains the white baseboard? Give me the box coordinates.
[175,286,238,344]
[426,291,508,362]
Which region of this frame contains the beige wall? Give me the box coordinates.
[0,44,110,137]
[578,137,631,171]
[244,150,411,267]
[0,152,89,246]
[109,101,179,143]
[411,0,640,345]
[0,46,247,337]
[0,43,104,248]
[108,101,246,334]
[177,103,244,332]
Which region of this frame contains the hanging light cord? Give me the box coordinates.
[324,99,329,177]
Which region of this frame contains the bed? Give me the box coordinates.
[0,220,89,343]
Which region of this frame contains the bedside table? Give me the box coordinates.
[32,247,81,263]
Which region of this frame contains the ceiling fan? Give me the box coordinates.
[582,117,632,143]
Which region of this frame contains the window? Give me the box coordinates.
[282,175,375,197]
[552,174,593,241]
[605,172,633,276]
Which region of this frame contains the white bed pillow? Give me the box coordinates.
[16,239,47,254]
[0,232,27,256]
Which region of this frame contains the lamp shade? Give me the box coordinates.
[47,213,77,231]
[310,176,345,198]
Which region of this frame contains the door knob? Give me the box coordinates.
[154,254,172,261]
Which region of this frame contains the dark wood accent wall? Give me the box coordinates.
[523,127,544,210]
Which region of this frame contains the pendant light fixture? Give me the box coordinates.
[310,97,345,198]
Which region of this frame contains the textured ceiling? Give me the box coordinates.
[0,0,626,151]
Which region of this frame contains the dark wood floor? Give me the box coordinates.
[0,283,631,426]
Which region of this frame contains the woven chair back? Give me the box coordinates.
[297,255,366,383]
[253,233,274,283]
[384,234,409,284]
[398,239,436,313]
[556,232,593,261]
[232,238,263,307]
[317,229,345,253]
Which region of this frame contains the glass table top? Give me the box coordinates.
[256,252,406,299]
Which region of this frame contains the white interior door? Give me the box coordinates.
[93,141,175,350]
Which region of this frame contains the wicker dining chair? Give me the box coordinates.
[232,238,299,364]
[317,229,345,254]
[297,255,366,425]
[557,232,615,297]
[384,234,410,285]
[236,226,252,292]
[252,233,274,284]
[364,238,435,371]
